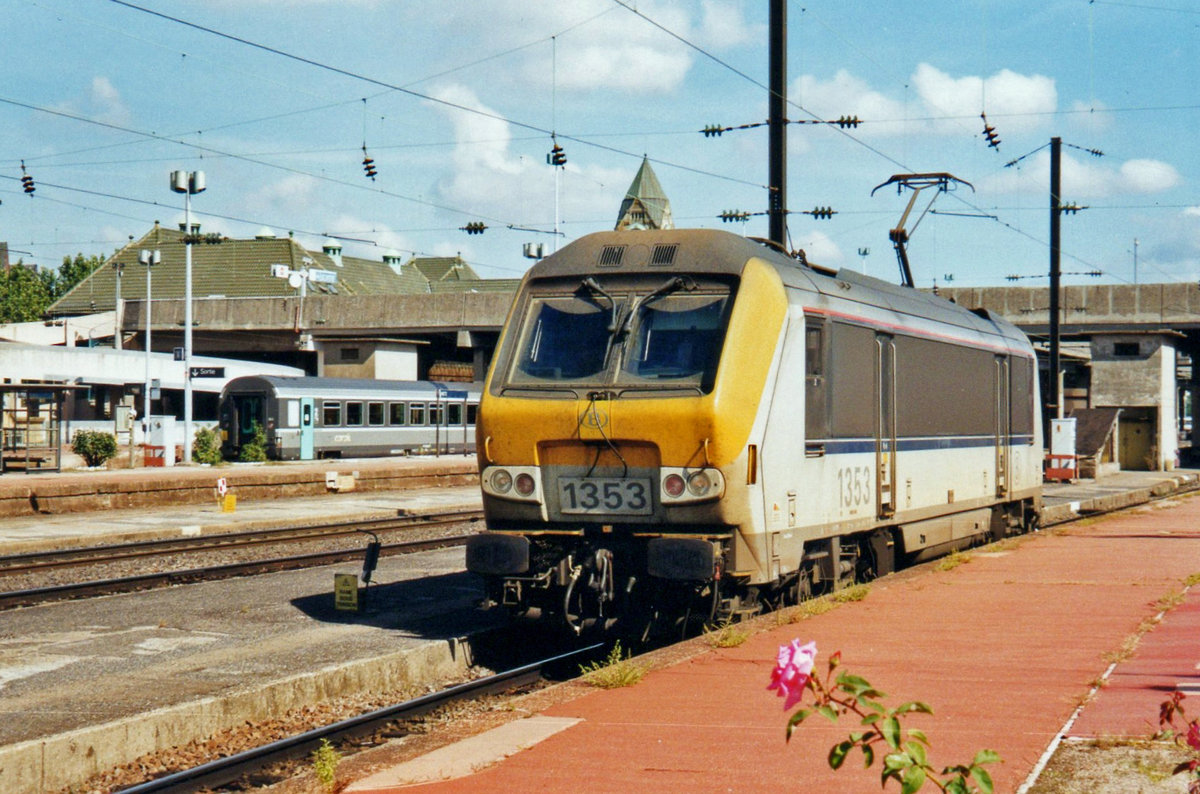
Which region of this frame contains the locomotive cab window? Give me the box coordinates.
[510,294,612,383]
[322,401,342,427]
[804,318,829,439]
[621,293,728,386]
[503,277,733,392]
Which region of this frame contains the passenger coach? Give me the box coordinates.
[219,376,481,460]
[466,228,1043,634]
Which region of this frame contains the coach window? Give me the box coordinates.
[368,401,385,426]
[388,402,406,425]
[322,401,342,426]
[467,403,479,425]
[447,403,463,426]
[410,403,426,425]
[346,401,364,426]
[429,404,444,427]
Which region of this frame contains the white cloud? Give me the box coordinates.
[432,1,755,94]
[241,174,321,217]
[793,64,1055,138]
[1116,159,1181,194]
[794,70,907,135]
[912,64,1056,132]
[51,75,131,127]
[979,150,1181,198]
[791,229,843,266]
[697,0,760,49]
[430,83,626,226]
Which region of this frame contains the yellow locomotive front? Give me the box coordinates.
[467,229,789,634]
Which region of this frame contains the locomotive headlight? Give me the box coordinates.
[482,466,542,504]
[490,468,513,494]
[687,470,713,496]
[660,467,724,505]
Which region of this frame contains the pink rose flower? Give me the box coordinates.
[1187,721,1200,752]
[768,639,817,710]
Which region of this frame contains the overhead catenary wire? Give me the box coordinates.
[101,0,766,190]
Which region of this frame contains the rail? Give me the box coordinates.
[117,643,604,794]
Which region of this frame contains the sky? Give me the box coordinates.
[2,0,1198,289]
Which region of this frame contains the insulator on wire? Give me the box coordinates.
[20,160,34,196]
[361,144,377,180]
[981,113,1001,150]
[461,221,487,235]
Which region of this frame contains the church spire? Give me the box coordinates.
[615,156,674,231]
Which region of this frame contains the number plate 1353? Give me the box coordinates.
[558,477,652,515]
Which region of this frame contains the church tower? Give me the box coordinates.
[614,156,674,231]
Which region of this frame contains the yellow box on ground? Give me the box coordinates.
[334,572,360,611]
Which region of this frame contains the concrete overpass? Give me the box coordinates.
[122,279,1198,470]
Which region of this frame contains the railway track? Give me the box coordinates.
[0,509,483,609]
[117,643,604,794]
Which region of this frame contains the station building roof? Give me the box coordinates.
[46,224,496,317]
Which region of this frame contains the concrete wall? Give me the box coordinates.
[1089,335,1177,470]
[320,341,418,380]
[129,291,516,335]
[938,282,1200,332]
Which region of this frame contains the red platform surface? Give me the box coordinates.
[352,497,1200,794]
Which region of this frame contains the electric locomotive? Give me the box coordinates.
[466,229,1042,634]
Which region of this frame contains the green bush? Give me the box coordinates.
[238,422,268,463]
[72,429,118,468]
[192,426,223,465]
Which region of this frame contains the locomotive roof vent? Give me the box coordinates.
[649,243,678,267]
[598,245,626,267]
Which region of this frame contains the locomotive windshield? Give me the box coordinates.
[505,277,733,392]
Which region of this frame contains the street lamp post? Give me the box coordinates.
[138,249,160,453]
[112,260,124,350]
[170,170,206,464]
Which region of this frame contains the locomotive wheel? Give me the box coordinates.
[782,568,813,606]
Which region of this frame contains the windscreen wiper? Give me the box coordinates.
[611,277,694,371]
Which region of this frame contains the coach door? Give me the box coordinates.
[299,397,315,460]
[876,334,897,518]
[994,356,1010,497]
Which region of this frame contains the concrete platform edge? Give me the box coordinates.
[0,632,482,794]
[1041,471,1199,524]
[1,500,481,556]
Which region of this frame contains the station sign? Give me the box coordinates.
[439,389,469,400]
[307,268,338,284]
[189,366,225,378]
